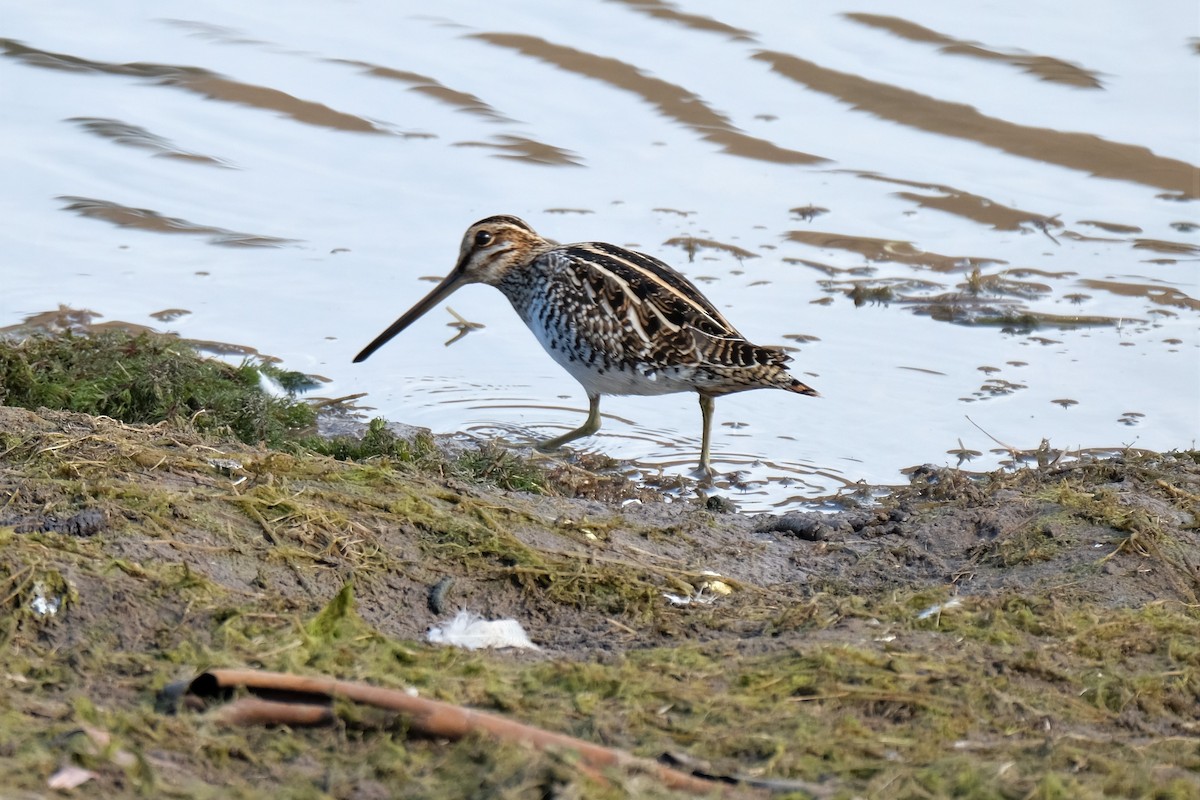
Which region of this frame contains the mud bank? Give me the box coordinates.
[1,398,1197,798]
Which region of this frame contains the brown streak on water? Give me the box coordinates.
[159,18,271,47]
[333,59,515,122]
[175,74,388,134]
[609,0,757,41]
[471,32,827,165]
[754,50,1200,197]
[1078,220,1144,234]
[453,135,583,166]
[663,236,759,261]
[892,192,1059,233]
[786,230,1002,272]
[0,38,391,135]
[1131,239,1200,255]
[844,13,1104,88]
[858,174,1058,231]
[1077,279,1200,311]
[58,196,294,247]
[68,117,232,167]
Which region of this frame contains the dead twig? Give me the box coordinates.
[181,668,782,798]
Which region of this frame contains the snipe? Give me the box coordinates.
[354,215,818,474]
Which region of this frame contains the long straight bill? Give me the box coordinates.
[352,271,468,362]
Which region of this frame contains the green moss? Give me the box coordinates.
[979,513,1076,566]
[1045,483,1156,537]
[0,331,613,498]
[305,580,358,641]
[0,331,315,446]
[301,417,439,464]
[452,443,550,493]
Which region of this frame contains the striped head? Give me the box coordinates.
[453,215,550,286]
[353,215,550,362]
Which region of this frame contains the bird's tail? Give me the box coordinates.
[787,378,819,397]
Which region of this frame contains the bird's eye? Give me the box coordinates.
[474,230,494,246]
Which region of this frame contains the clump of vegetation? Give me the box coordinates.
[304,421,549,493]
[0,331,314,446]
[0,331,604,498]
[303,417,441,465]
[453,443,550,493]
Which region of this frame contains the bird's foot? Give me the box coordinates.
[534,432,577,453]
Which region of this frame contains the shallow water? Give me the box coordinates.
[2,1,1197,509]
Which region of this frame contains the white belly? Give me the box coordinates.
[526,315,697,397]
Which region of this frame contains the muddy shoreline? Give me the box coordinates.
[2,393,1197,797]
[0,329,1196,800]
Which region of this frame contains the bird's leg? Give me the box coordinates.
[537,394,601,452]
[698,394,715,477]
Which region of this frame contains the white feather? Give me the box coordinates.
[427,610,539,650]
